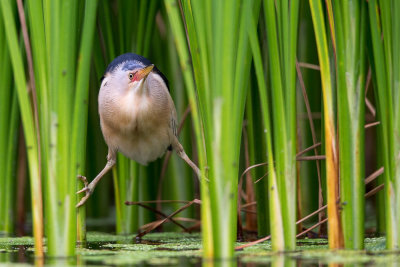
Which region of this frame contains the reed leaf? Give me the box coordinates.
[0,0,44,256]
[0,5,18,236]
[179,0,254,258]
[368,0,400,249]
[72,0,99,243]
[309,0,343,249]
[333,0,367,249]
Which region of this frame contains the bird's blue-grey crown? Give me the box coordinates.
[104,53,169,89]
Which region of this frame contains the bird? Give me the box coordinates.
[76,53,200,208]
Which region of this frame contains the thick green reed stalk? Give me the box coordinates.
[248,15,284,250]
[178,0,254,258]
[72,0,99,243]
[0,93,19,236]
[309,0,344,249]
[4,0,99,256]
[247,0,299,251]
[0,0,44,256]
[0,5,19,236]
[332,0,367,249]
[165,0,211,256]
[263,0,299,250]
[368,0,400,249]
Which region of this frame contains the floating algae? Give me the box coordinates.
[0,232,398,266]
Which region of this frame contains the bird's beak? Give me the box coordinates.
[136,64,154,81]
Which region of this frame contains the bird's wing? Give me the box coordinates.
[170,108,178,137]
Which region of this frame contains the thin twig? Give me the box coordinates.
[254,172,268,184]
[136,199,201,239]
[365,121,380,129]
[365,167,384,185]
[296,218,329,238]
[126,199,197,205]
[235,235,271,250]
[235,175,385,250]
[131,202,191,232]
[241,142,323,184]
[364,67,376,117]
[241,201,257,208]
[365,184,384,198]
[139,217,200,231]
[173,217,200,223]
[297,155,326,161]
[297,62,320,70]
[365,67,372,96]
[296,59,324,229]
[298,184,385,238]
[296,205,327,225]
[240,162,268,182]
[296,142,322,157]
[365,98,376,118]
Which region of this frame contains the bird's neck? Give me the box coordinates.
[133,79,148,96]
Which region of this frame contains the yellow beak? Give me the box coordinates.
[136,64,154,81]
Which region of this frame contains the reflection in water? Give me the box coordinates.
[2,239,400,266]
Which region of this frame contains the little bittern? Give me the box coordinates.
[76,53,200,207]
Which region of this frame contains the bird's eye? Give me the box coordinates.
[129,73,134,80]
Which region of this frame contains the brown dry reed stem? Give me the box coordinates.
[365,121,380,129]
[129,202,191,232]
[126,200,198,204]
[297,155,326,161]
[296,59,324,227]
[364,167,384,185]
[240,142,323,183]
[296,142,322,156]
[235,180,385,251]
[364,68,376,118]
[297,62,321,70]
[135,199,201,239]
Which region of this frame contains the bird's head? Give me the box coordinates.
[101,53,168,94]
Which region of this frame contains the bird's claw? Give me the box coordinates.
[76,175,92,208]
[77,175,88,187]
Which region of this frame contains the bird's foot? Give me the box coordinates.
[76,175,92,208]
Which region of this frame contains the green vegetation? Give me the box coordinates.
[0,233,395,266]
[0,0,399,262]
[368,0,400,249]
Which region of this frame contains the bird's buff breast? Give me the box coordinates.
[100,92,171,165]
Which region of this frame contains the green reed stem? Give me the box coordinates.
[0,10,17,236]
[72,0,99,243]
[263,0,299,250]
[0,0,44,256]
[368,0,400,249]
[178,0,254,258]
[333,0,366,249]
[309,0,344,249]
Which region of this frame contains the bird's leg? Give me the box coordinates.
[172,137,204,181]
[76,150,116,208]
